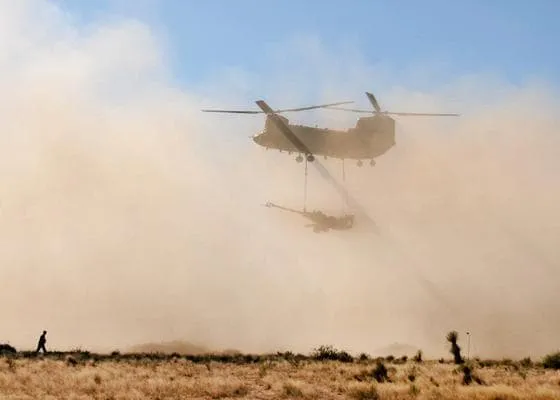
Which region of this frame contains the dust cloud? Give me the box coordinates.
[1,1,559,359]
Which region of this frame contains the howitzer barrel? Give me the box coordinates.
[263,202,303,215]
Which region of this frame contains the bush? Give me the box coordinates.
[349,385,379,400]
[0,344,16,355]
[520,357,532,368]
[461,365,473,385]
[354,361,390,383]
[393,355,408,364]
[358,353,370,362]
[311,345,353,363]
[412,350,423,363]
[460,364,485,386]
[543,352,560,370]
[372,361,390,383]
[446,331,464,364]
[407,366,417,382]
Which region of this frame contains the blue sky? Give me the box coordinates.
[54,0,559,90]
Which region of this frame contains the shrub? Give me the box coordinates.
[372,361,390,383]
[520,357,532,368]
[543,352,560,370]
[355,361,391,383]
[6,358,16,372]
[311,345,353,363]
[66,356,78,366]
[446,331,464,364]
[349,385,379,400]
[407,366,417,382]
[0,344,16,355]
[393,355,408,364]
[461,365,473,385]
[460,364,485,385]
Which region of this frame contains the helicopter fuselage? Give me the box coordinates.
[252,114,396,161]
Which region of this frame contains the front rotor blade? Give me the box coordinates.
[275,101,354,113]
[201,109,263,114]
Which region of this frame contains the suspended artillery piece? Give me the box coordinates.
[264,202,354,233]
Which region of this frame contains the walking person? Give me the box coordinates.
[36,330,47,354]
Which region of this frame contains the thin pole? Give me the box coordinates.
[466,331,471,361]
[342,159,348,211]
[304,157,308,212]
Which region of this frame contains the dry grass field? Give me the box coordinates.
[1,349,560,400]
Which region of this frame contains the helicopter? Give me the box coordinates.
[202,91,460,167]
[263,202,354,233]
[204,97,360,231]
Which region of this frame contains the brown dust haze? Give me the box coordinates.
[0,1,559,359]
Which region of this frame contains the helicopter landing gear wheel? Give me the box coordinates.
[370,159,376,166]
[357,160,363,167]
[296,155,303,163]
[306,154,315,162]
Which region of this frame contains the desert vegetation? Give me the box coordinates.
[1,339,560,399]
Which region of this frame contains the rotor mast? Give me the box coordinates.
[304,157,308,212]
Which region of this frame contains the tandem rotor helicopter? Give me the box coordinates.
[202,91,459,232]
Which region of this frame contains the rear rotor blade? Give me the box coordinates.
[366,92,381,112]
[383,111,461,117]
[324,107,460,117]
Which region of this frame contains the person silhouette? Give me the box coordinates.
[36,330,47,354]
